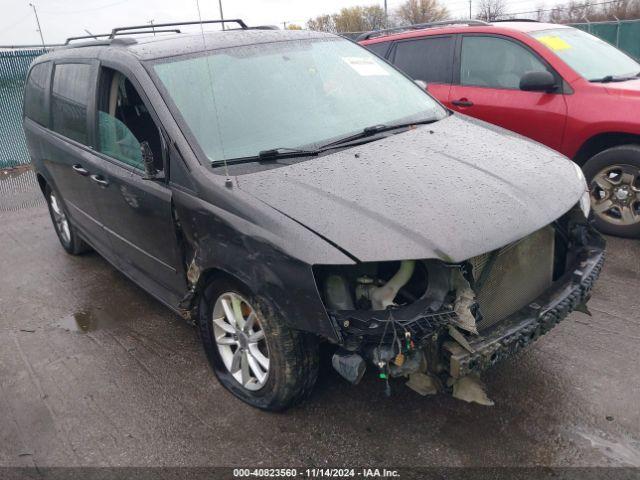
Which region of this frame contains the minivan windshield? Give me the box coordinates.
[530,28,640,81]
[152,37,446,164]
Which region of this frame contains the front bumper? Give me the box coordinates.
[445,245,605,378]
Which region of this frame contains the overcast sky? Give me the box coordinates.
[1,0,545,46]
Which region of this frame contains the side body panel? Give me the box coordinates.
[560,80,640,159]
[79,55,186,296]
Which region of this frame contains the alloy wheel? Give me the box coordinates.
[212,292,270,391]
[49,192,71,245]
[590,164,640,226]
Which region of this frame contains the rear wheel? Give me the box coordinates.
[583,145,640,238]
[45,185,91,254]
[198,278,319,411]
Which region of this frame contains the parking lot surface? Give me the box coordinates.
[1,173,639,468]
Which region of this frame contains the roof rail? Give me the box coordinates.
[65,29,181,45]
[356,19,490,41]
[109,19,247,39]
[491,19,539,23]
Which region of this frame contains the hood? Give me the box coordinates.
[237,115,585,263]
[603,78,640,96]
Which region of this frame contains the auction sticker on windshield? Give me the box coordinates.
[536,35,572,51]
[342,56,389,76]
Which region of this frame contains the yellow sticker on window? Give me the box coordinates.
[537,36,572,51]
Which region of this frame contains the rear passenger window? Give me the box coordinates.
[24,62,50,126]
[392,36,454,84]
[51,63,93,144]
[461,36,548,89]
[364,42,390,58]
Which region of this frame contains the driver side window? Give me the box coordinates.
[97,68,163,172]
[461,36,548,90]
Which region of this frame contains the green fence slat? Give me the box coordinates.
[570,19,640,60]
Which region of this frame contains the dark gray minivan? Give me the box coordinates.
[23,20,605,410]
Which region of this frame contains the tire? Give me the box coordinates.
[44,185,92,255]
[198,277,319,411]
[582,145,640,238]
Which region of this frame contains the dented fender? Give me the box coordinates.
[170,185,353,342]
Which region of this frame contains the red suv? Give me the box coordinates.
[360,20,640,237]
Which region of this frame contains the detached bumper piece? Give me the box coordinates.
[446,247,605,379]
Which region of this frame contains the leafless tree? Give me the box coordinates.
[477,0,507,21]
[307,14,336,33]
[549,0,640,23]
[307,6,387,33]
[395,0,449,25]
[534,3,548,21]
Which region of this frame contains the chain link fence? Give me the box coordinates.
[0,48,48,169]
[0,48,49,212]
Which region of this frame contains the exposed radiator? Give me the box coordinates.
[470,226,555,331]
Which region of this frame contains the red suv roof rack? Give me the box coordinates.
[357,19,490,41]
[491,19,540,23]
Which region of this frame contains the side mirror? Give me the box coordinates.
[520,71,558,93]
[140,141,159,179]
[414,79,428,90]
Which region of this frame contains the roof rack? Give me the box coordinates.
[492,19,539,23]
[109,19,247,38]
[65,29,181,45]
[357,19,490,41]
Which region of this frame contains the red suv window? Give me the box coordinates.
[391,36,454,84]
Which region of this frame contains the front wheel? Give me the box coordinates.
[198,278,319,411]
[583,145,640,238]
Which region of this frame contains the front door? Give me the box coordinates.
[84,67,185,297]
[447,35,568,152]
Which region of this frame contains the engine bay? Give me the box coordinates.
[313,207,605,404]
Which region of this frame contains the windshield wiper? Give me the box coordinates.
[319,118,439,149]
[211,119,439,168]
[590,74,638,83]
[258,147,319,159]
[211,148,319,167]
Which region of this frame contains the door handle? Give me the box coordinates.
[452,99,474,107]
[90,174,109,188]
[72,164,89,176]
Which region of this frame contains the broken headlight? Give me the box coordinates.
[314,259,449,314]
[580,189,591,218]
[573,162,591,218]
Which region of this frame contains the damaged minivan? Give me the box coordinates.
[23,21,605,410]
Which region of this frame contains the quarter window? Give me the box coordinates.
[392,36,454,84]
[364,42,390,58]
[24,62,50,126]
[51,63,93,144]
[460,36,548,89]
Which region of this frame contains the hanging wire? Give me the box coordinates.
[194,0,231,185]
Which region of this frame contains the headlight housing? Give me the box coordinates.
[580,189,591,218]
[572,162,590,218]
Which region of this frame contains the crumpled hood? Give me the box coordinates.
[238,115,585,263]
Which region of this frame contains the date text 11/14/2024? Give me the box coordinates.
[233,468,401,478]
